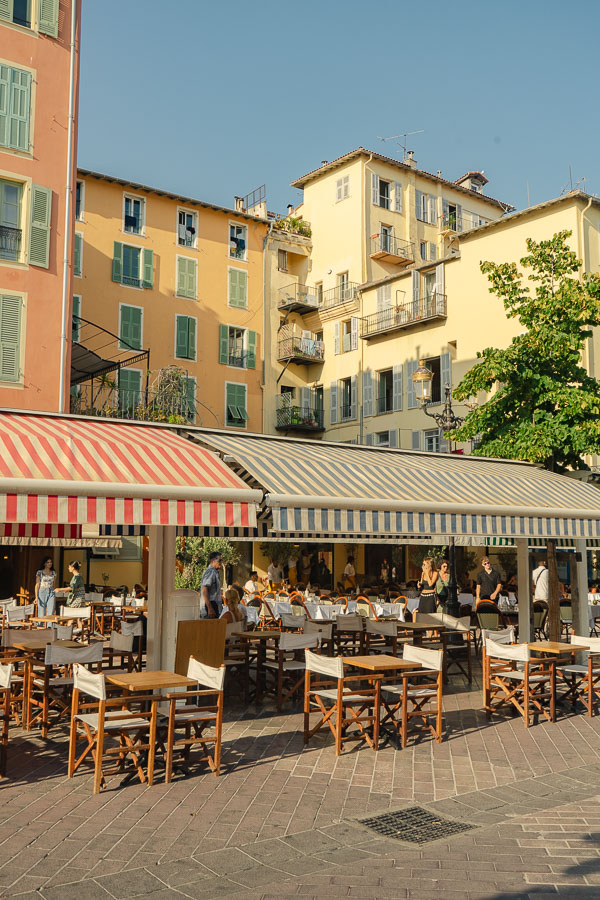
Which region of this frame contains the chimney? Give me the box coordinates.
[321,160,328,166]
[234,196,244,212]
[287,204,293,215]
[404,150,417,169]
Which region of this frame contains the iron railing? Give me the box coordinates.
[0,225,21,261]
[277,334,324,362]
[122,273,141,287]
[70,384,196,424]
[319,282,360,310]
[439,211,491,233]
[360,293,447,339]
[276,405,324,430]
[227,351,247,368]
[376,394,393,415]
[277,283,320,311]
[370,233,414,261]
[341,404,355,421]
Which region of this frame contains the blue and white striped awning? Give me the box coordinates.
[192,432,600,541]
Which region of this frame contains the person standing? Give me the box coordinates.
[475,557,502,607]
[66,561,86,607]
[244,570,260,595]
[287,552,298,587]
[532,560,549,601]
[417,557,438,614]
[35,556,57,616]
[343,556,357,592]
[380,558,390,585]
[267,559,283,590]
[436,559,451,612]
[200,551,223,618]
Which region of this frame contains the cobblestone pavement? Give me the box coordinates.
[2,669,600,899]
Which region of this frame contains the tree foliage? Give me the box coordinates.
[175,536,240,592]
[451,232,600,471]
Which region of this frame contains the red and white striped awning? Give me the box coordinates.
[0,413,261,527]
[0,523,122,548]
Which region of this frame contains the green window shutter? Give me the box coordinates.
[236,383,248,420]
[229,268,247,308]
[246,329,256,369]
[177,257,196,299]
[184,377,196,420]
[226,383,247,424]
[120,305,142,350]
[0,2,14,25]
[112,241,123,283]
[0,294,21,382]
[142,248,153,289]
[73,232,82,277]
[219,323,228,364]
[9,68,31,152]
[39,0,59,37]
[28,184,52,268]
[72,294,80,341]
[118,368,141,412]
[176,316,189,358]
[187,317,196,360]
[0,65,9,148]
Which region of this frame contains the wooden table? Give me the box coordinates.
[529,641,589,655]
[30,616,58,625]
[13,638,80,653]
[395,622,447,646]
[231,631,281,701]
[342,654,421,671]
[106,670,195,692]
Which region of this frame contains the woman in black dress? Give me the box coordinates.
[417,557,438,615]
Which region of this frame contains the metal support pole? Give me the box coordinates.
[516,538,532,643]
[574,539,590,637]
[447,536,459,618]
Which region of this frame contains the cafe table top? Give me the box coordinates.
[396,622,447,632]
[106,670,196,691]
[231,630,281,641]
[30,615,58,624]
[13,638,81,653]
[342,654,422,671]
[528,641,589,654]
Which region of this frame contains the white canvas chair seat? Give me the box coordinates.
[559,664,588,674]
[33,675,74,688]
[502,671,549,683]
[380,644,444,748]
[76,712,150,731]
[264,658,306,672]
[311,688,373,702]
[168,709,217,723]
[29,641,104,737]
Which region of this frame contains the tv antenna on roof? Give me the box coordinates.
[377,130,425,160]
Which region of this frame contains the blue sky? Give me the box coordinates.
[79,0,599,215]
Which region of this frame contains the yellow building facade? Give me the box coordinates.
[74,169,268,431]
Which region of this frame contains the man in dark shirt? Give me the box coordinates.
[476,557,502,606]
[200,552,223,618]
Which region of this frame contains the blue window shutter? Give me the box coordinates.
[406,359,418,409]
[8,68,31,152]
[39,0,59,37]
[394,182,402,212]
[350,315,358,351]
[73,232,82,277]
[350,375,357,420]
[246,329,257,369]
[362,370,373,418]
[329,381,338,425]
[365,433,374,446]
[371,173,379,205]
[219,324,228,364]
[388,429,398,448]
[29,184,52,268]
[441,351,451,391]
[142,248,153,289]
[411,430,421,450]
[392,364,403,411]
[112,241,123,283]
[334,321,340,355]
[0,294,21,381]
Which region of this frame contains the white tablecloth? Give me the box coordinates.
[374,603,405,621]
[269,601,293,620]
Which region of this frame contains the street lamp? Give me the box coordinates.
[411,360,477,618]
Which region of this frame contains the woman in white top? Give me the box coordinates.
[244,571,260,595]
[35,556,57,616]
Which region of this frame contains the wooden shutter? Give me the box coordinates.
[350,374,357,420]
[392,364,403,411]
[73,232,82,277]
[415,189,423,220]
[143,248,154,289]
[333,321,340,355]
[435,262,445,312]
[120,306,142,350]
[429,195,437,225]
[112,241,123,283]
[336,178,343,202]
[429,242,437,261]
[0,294,21,381]
[362,370,373,418]
[388,429,398,448]
[236,383,248,421]
[406,359,418,409]
[456,203,463,232]
[219,323,228,364]
[229,268,247,308]
[187,317,197,360]
[176,316,189,358]
[0,3,13,24]
[72,294,81,341]
[350,316,358,350]
[28,184,52,268]
[119,368,141,405]
[371,172,379,205]
[411,430,421,450]
[9,68,31,152]
[442,199,449,224]
[177,257,195,298]
[441,351,451,391]
[342,176,349,198]
[300,386,310,412]
[329,381,338,425]
[365,433,374,446]
[246,329,257,369]
[39,0,59,36]
[394,182,402,212]
[0,65,10,149]
[411,269,420,318]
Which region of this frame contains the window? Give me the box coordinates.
[425,429,441,452]
[229,223,247,261]
[340,376,355,420]
[228,268,248,309]
[375,431,390,447]
[177,209,197,248]
[119,304,143,350]
[416,189,436,224]
[337,271,349,301]
[377,369,393,414]
[75,180,84,221]
[226,382,248,427]
[73,232,82,277]
[0,65,31,152]
[446,203,459,231]
[278,249,288,272]
[10,0,31,27]
[423,270,436,300]
[113,242,154,289]
[381,224,393,253]
[118,369,141,415]
[420,241,427,260]
[342,319,352,353]
[175,315,197,361]
[219,324,256,369]
[0,1,58,33]
[314,330,323,343]
[315,282,323,305]
[336,176,349,202]
[0,293,22,382]
[314,385,324,418]
[122,245,141,287]
[176,256,197,300]
[424,355,441,403]
[123,195,144,235]
[0,179,22,261]
[72,294,81,342]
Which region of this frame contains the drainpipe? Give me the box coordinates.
[261,220,274,431]
[578,195,594,375]
[358,155,373,444]
[58,0,78,413]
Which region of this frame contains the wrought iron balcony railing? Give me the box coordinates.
[369,233,414,265]
[276,405,324,431]
[277,282,320,313]
[360,293,447,339]
[277,334,324,364]
[70,383,196,424]
[0,225,22,261]
[319,282,360,310]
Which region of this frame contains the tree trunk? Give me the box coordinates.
[547,539,560,642]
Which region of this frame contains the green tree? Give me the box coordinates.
[175,536,240,592]
[451,231,600,470]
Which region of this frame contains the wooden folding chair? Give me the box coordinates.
[381,644,444,748]
[163,657,225,781]
[303,649,380,755]
[556,634,600,717]
[305,620,334,656]
[68,664,158,794]
[5,603,35,629]
[280,613,306,632]
[29,641,104,737]
[363,619,399,656]
[101,631,136,672]
[263,632,319,712]
[121,619,144,671]
[0,661,13,777]
[333,614,364,656]
[484,638,555,728]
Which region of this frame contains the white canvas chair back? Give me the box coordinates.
[414,613,442,627]
[121,619,143,637]
[59,606,91,618]
[44,641,104,666]
[6,604,33,622]
[403,643,443,671]
[280,613,305,630]
[73,663,106,700]
[187,657,225,691]
[85,592,104,604]
[52,624,73,640]
[279,632,319,652]
[366,619,397,637]
[305,621,333,640]
[571,634,600,653]
[0,597,15,609]
[437,614,471,632]
[305,648,344,679]
[482,626,515,644]
[0,661,13,689]
[244,606,259,625]
[335,614,362,632]
[275,601,293,618]
[485,638,530,662]
[109,630,134,652]
[2,627,54,648]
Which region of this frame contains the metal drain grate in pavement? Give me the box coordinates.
[359,806,475,843]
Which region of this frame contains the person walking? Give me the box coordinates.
[417,557,438,614]
[436,559,451,612]
[532,560,549,601]
[35,556,57,616]
[66,561,86,607]
[200,551,223,618]
[475,556,502,607]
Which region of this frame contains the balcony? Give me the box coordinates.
[0,225,22,262]
[70,382,196,424]
[360,293,447,339]
[277,330,324,364]
[275,404,324,432]
[439,212,491,234]
[369,233,413,266]
[319,282,360,311]
[278,282,320,314]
